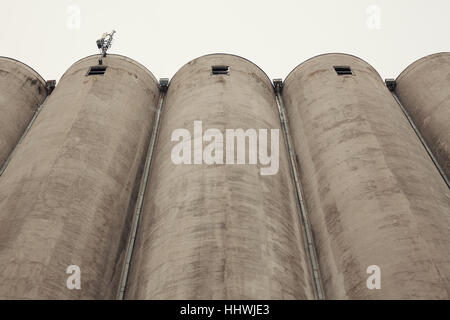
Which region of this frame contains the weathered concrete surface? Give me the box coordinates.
[0,55,159,299]
[0,57,47,169]
[125,54,315,299]
[396,52,450,179]
[283,54,450,299]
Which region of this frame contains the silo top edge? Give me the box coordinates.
[396,52,450,82]
[170,53,273,88]
[59,54,158,84]
[0,56,47,86]
[284,53,383,85]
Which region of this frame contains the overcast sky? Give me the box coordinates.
[1,0,449,82]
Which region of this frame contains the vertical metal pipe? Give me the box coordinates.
[117,79,168,300]
[273,79,325,300]
[388,87,449,189]
[0,96,48,177]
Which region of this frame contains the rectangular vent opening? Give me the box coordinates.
[212,65,229,75]
[87,66,107,76]
[334,66,353,75]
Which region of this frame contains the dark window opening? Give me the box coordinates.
[334,66,353,75]
[87,66,107,76]
[212,65,229,75]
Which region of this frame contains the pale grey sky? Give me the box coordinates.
[0,0,449,82]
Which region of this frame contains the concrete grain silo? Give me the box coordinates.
[124,54,316,299]
[0,55,160,299]
[282,54,450,299]
[395,52,450,181]
[0,57,47,170]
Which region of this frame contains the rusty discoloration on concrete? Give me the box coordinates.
[283,54,450,299]
[125,54,315,299]
[396,52,450,179]
[0,55,159,299]
[0,57,47,169]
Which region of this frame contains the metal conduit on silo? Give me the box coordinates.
[282,53,450,299]
[0,57,47,169]
[125,54,316,299]
[395,52,450,181]
[0,54,159,299]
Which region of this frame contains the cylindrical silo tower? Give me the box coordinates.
[125,54,316,299]
[282,53,450,299]
[0,57,47,169]
[0,54,160,299]
[395,52,450,180]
